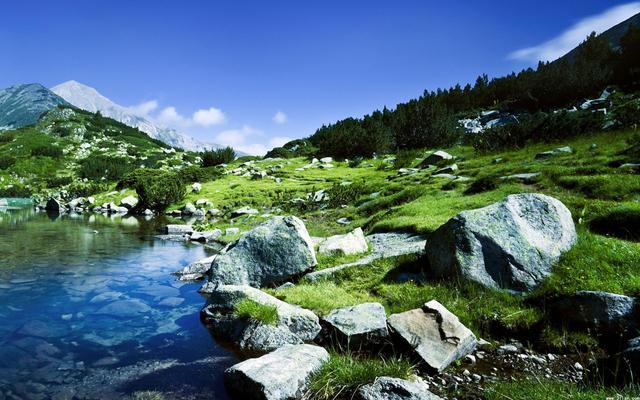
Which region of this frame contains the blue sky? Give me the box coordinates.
[1,1,639,154]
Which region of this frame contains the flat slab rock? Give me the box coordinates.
[305,232,426,282]
[357,377,442,400]
[318,227,368,256]
[224,344,329,400]
[173,255,217,281]
[322,302,388,345]
[388,300,477,373]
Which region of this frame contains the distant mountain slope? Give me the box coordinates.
[0,83,69,130]
[51,80,224,152]
[559,12,640,62]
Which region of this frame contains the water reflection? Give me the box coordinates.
[0,207,234,399]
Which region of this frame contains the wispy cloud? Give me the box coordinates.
[509,2,640,62]
[127,100,158,117]
[143,104,226,129]
[273,110,287,124]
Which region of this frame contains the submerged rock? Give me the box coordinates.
[208,216,317,287]
[388,300,477,373]
[174,255,217,281]
[224,344,329,400]
[425,193,576,292]
[357,377,442,400]
[318,227,368,256]
[94,299,151,318]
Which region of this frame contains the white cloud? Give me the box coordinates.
[193,107,226,126]
[273,110,288,124]
[509,2,640,62]
[269,136,292,148]
[128,100,158,117]
[213,125,267,155]
[157,106,190,127]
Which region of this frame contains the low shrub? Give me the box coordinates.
[393,149,422,169]
[134,170,186,212]
[233,299,278,325]
[201,146,236,167]
[464,175,501,195]
[80,156,133,181]
[0,155,16,170]
[179,165,221,184]
[67,182,109,198]
[0,132,15,143]
[45,176,73,188]
[0,185,32,198]
[31,144,63,158]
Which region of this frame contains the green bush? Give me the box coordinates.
[0,185,32,198]
[0,156,16,170]
[134,170,186,212]
[80,156,133,181]
[233,299,278,325]
[31,144,63,158]
[180,165,222,184]
[45,176,73,188]
[201,146,236,167]
[0,133,15,143]
[67,182,109,198]
[468,111,605,152]
[263,146,292,159]
[393,149,422,169]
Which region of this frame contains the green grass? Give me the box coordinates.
[270,281,375,316]
[307,352,415,400]
[233,298,279,325]
[486,379,640,400]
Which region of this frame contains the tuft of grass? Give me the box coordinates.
[233,299,279,325]
[307,352,415,400]
[539,326,599,353]
[538,229,640,296]
[270,281,375,316]
[485,378,640,400]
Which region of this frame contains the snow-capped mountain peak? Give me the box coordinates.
[51,80,222,151]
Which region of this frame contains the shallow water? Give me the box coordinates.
[0,206,235,399]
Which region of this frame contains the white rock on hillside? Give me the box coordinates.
[318,227,368,256]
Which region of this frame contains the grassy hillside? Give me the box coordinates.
[0,105,196,198]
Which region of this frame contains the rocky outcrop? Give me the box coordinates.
[318,227,368,256]
[208,216,317,287]
[425,193,576,292]
[322,302,388,347]
[224,344,329,400]
[550,291,637,336]
[357,377,442,400]
[388,300,477,373]
[200,284,321,343]
[535,146,573,160]
[230,206,259,218]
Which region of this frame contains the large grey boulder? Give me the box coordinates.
[550,291,637,336]
[425,193,576,292]
[318,227,368,256]
[231,206,259,218]
[200,284,321,342]
[46,197,63,213]
[388,300,477,373]
[205,316,303,353]
[208,216,317,287]
[224,344,329,400]
[357,377,442,400]
[421,150,454,167]
[322,302,388,346]
[173,255,216,281]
